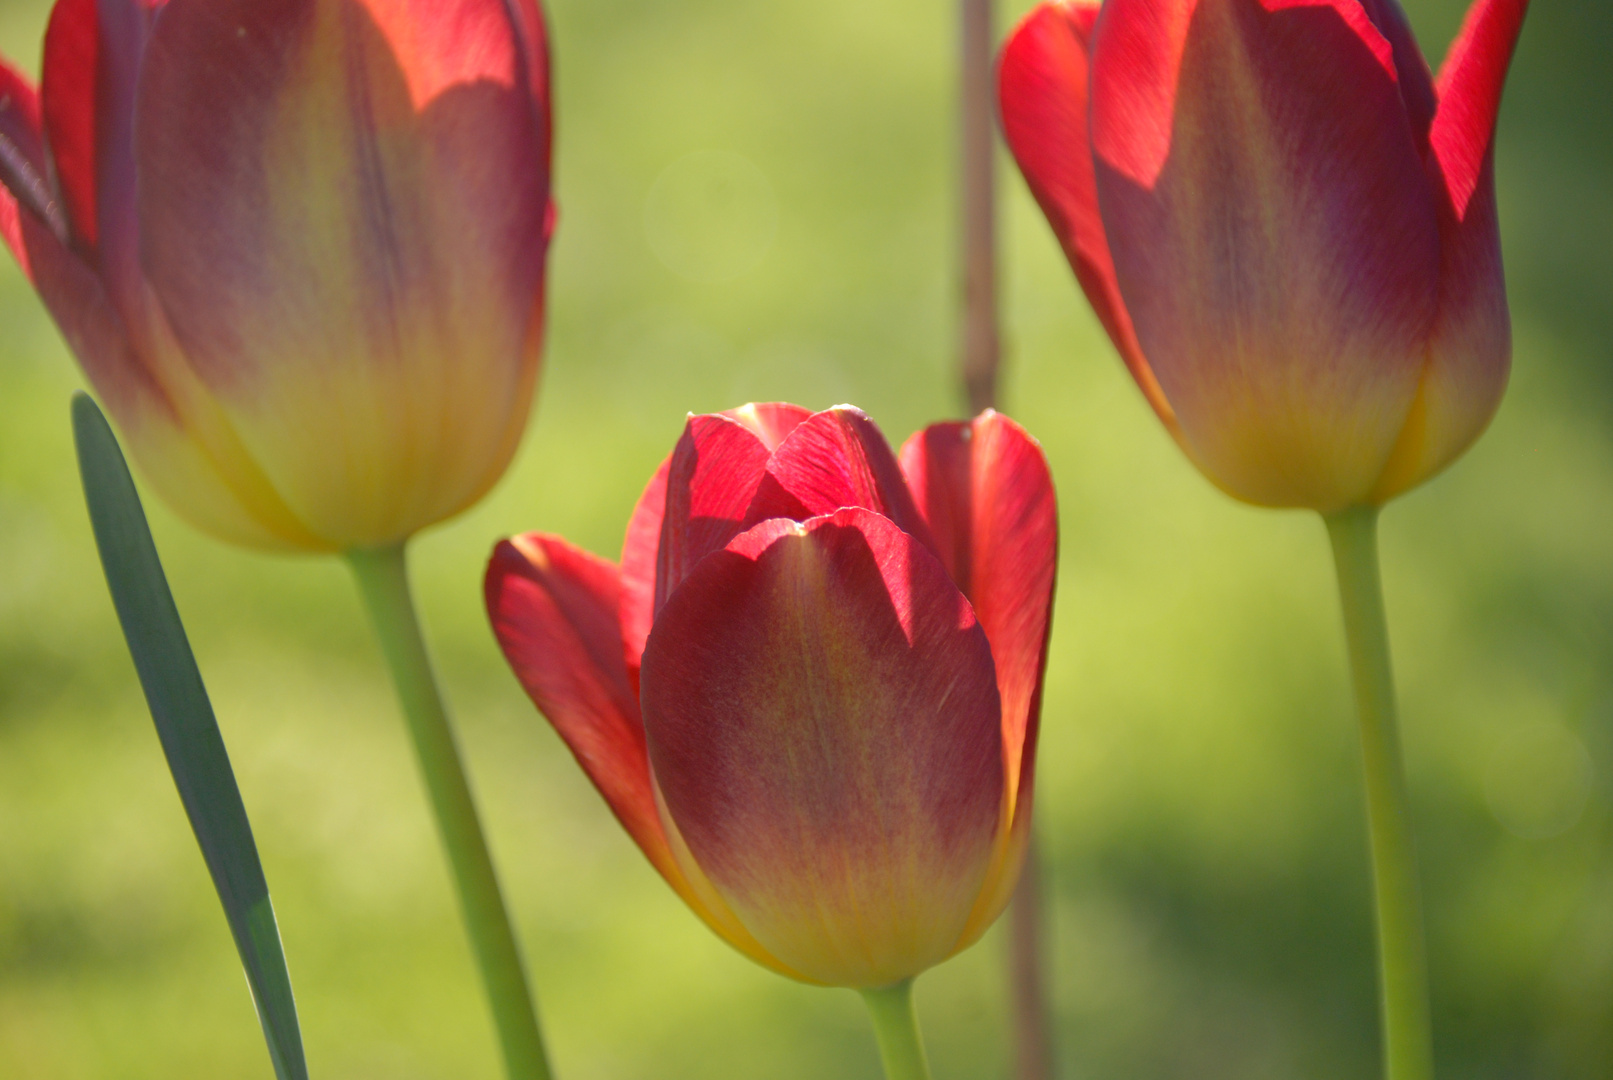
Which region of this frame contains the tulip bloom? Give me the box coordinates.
[0,0,553,550]
[487,404,1057,988]
[999,0,1529,510]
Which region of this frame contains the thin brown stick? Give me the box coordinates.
[1009,838,1054,1080]
[960,1,1053,1074]
[959,0,1001,416]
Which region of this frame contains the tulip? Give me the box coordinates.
[999,0,1530,511]
[0,0,554,551]
[1002,6,1531,1078]
[5,3,559,1074]
[486,404,1057,1000]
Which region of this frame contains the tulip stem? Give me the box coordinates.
[347,545,553,1080]
[1324,507,1434,1080]
[861,980,933,1080]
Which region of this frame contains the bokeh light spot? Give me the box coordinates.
[1483,721,1596,840]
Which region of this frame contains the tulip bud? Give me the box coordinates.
[999,0,1529,510]
[0,0,554,550]
[486,404,1058,987]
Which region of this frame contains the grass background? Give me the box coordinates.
[1,0,1610,1076]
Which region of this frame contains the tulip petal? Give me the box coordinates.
[0,178,23,275]
[619,455,670,683]
[725,401,813,451]
[501,0,552,173]
[1373,169,1508,497]
[899,411,1057,945]
[622,404,808,676]
[40,0,159,295]
[39,0,102,250]
[998,2,1175,428]
[486,535,672,880]
[1371,0,1527,501]
[486,533,803,979]
[24,230,316,548]
[136,0,552,548]
[898,412,1055,818]
[1430,0,1529,221]
[0,58,66,260]
[31,224,329,550]
[25,235,151,412]
[654,413,775,615]
[1090,0,1442,509]
[0,60,42,183]
[1356,0,1436,148]
[1,31,315,549]
[747,406,937,552]
[641,508,1005,987]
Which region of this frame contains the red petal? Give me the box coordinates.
[724,401,813,451]
[485,535,679,884]
[1390,155,1508,496]
[626,405,813,672]
[136,0,552,380]
[619,455,669,685]
[5,42,315,548]
[0,186,21,275]
[1369,0,1527,502]
[40,0,159,272]
[490,531,815,979]
[640,508,1004,986]
[746,406,936,552]
[997,2,1174,427]
[1086,0,1195,190]
[899,411,1056,820]
[24,211,171,421]
[1089,0,1441,509]
[654,413,775,616]
[134,0,552,544]
[1430,0,1529,220]
[1356,0,1437,150]
[501,0,555,253]
[1,58,54,267]
[623,404,811,678]
[502,0,552,176]
[0,59,42,168]
[40,0,101,250]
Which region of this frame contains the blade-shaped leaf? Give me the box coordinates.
[71,392,309,1080]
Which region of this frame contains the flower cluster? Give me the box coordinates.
[0,0,1539,1075]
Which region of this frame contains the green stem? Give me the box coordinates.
[347,545,553,1080]
[860,980,933,1080]
[1324,506,1433,1080]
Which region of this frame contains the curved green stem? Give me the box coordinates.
[347,545,553,1080]
[860,980,933,1080]
[1325,507,1433,1080]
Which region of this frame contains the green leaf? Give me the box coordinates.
[71,393,309,1080]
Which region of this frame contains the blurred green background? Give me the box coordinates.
[2,0,1610,1076]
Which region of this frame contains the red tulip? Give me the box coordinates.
[486,404,1058,987]
[0,0,553,550]
[999,0,1529,510]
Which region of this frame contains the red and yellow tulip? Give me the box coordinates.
[0,0,553,550]
[999,0,1529,510]
[486,404,1058,988]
